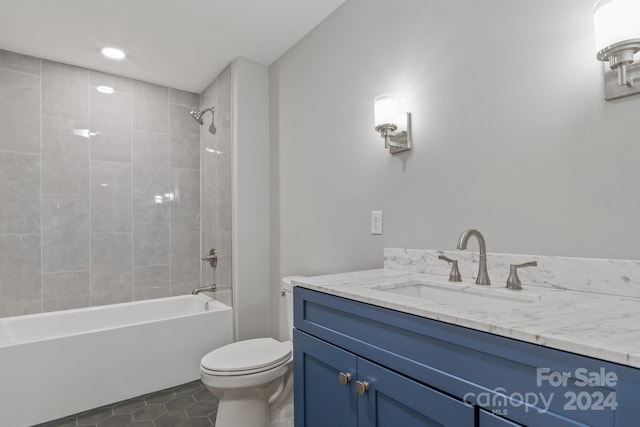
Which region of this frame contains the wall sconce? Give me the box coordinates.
[594,0,640,100]
[374,95,411,154]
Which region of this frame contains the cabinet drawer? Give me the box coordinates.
[295,287,638,426]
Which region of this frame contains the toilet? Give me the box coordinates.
[200,276,301,427]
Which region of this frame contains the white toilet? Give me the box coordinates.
[200,276,301,427]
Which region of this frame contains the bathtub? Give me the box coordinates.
[0,294,233,426]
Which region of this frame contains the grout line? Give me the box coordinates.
[169,89,173,298]
[130,82,134,303]
[88,68,93,308]
[90,231,134,236]
[0,150,40,156]
[133,264,171,269]
[198,91,203,291]
[171,165,201,172]
[0,65,40,77]
[90,158,132,166]
[39,58,43,314]
[42,269,91,275]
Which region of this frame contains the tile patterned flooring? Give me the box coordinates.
[34,381,218,427]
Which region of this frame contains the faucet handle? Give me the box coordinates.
[438,255,462,282]
[506,261,538,290]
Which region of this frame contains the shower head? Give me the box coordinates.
[189,107,216,134]
[189,110,204,124]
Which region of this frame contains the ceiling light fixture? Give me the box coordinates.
[96,85,114,94]
[101,47,126,60]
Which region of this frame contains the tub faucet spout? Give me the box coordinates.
[192,285,217,295]
[456,229,491,286]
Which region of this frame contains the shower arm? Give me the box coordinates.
[190,106,217,135]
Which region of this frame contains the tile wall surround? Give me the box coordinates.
[0,48,204,317]
[200,64,233,307]
[384,248,640,298]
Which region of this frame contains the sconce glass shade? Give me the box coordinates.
[373,94,411,154]
[374,95,398,127]
[594,0,640,95]
[594,0,640,53]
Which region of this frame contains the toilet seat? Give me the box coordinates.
[201,338,292,376]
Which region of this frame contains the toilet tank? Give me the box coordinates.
[282,276,304,341]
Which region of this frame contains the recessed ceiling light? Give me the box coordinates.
[96,85,114,94]
[101,47,126,60]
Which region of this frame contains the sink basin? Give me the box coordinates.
[373,281,536,311]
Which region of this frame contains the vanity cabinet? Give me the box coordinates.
[293,287,640,427]
[294,329,474,426]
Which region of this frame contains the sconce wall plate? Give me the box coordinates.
[601,61,640,100]
[387,112,411,154]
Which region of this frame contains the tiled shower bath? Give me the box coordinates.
[0,46,233,314]
[0,48,235,424]
[0,48,203,315]
[35,381,218,427]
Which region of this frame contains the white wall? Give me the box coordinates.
[232,58,271,340]
[269,0,640,338]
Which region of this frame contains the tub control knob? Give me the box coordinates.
[338,372,352,385]
[356,380,369,395]
[202,249,218,268]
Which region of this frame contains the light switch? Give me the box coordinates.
[371,211,383,235]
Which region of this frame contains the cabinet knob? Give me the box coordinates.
[356,380,369,395]
[338,372,352,385]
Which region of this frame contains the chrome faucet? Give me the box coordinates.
[192,285,217,295]
[456,229,490,286]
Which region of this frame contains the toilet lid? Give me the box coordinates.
[201,338,292,373]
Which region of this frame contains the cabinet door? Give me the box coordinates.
[294,329,357,427]
[479,409,522,427]
[357,358,475,427]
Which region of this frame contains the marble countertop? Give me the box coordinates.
[293,269,640,369]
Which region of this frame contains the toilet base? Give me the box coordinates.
[216,394,270,427]
[201,364,292,427]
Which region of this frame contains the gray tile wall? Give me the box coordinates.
[200,64,233,307]
[0,48,202,317]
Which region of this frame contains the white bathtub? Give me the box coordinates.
[0,295,233,426]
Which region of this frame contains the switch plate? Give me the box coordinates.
[371,211,383,235]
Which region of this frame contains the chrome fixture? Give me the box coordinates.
[190,107,217,134]
[373,95,411,154]
[456,229,490,286]
[192,285,217,295]
[506,261,538,291]
[594,0,640,100]
[437,255,462,282]
[202,248,219,268]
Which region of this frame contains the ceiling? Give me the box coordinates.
[0,0,345,93]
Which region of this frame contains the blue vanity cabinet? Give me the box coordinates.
[294,328,475,427]
[293,328,357,427]
[479,410,522,427]
[294,287,640,427]
[357,356,475,426]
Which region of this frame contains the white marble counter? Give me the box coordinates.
[293,268,640,369]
